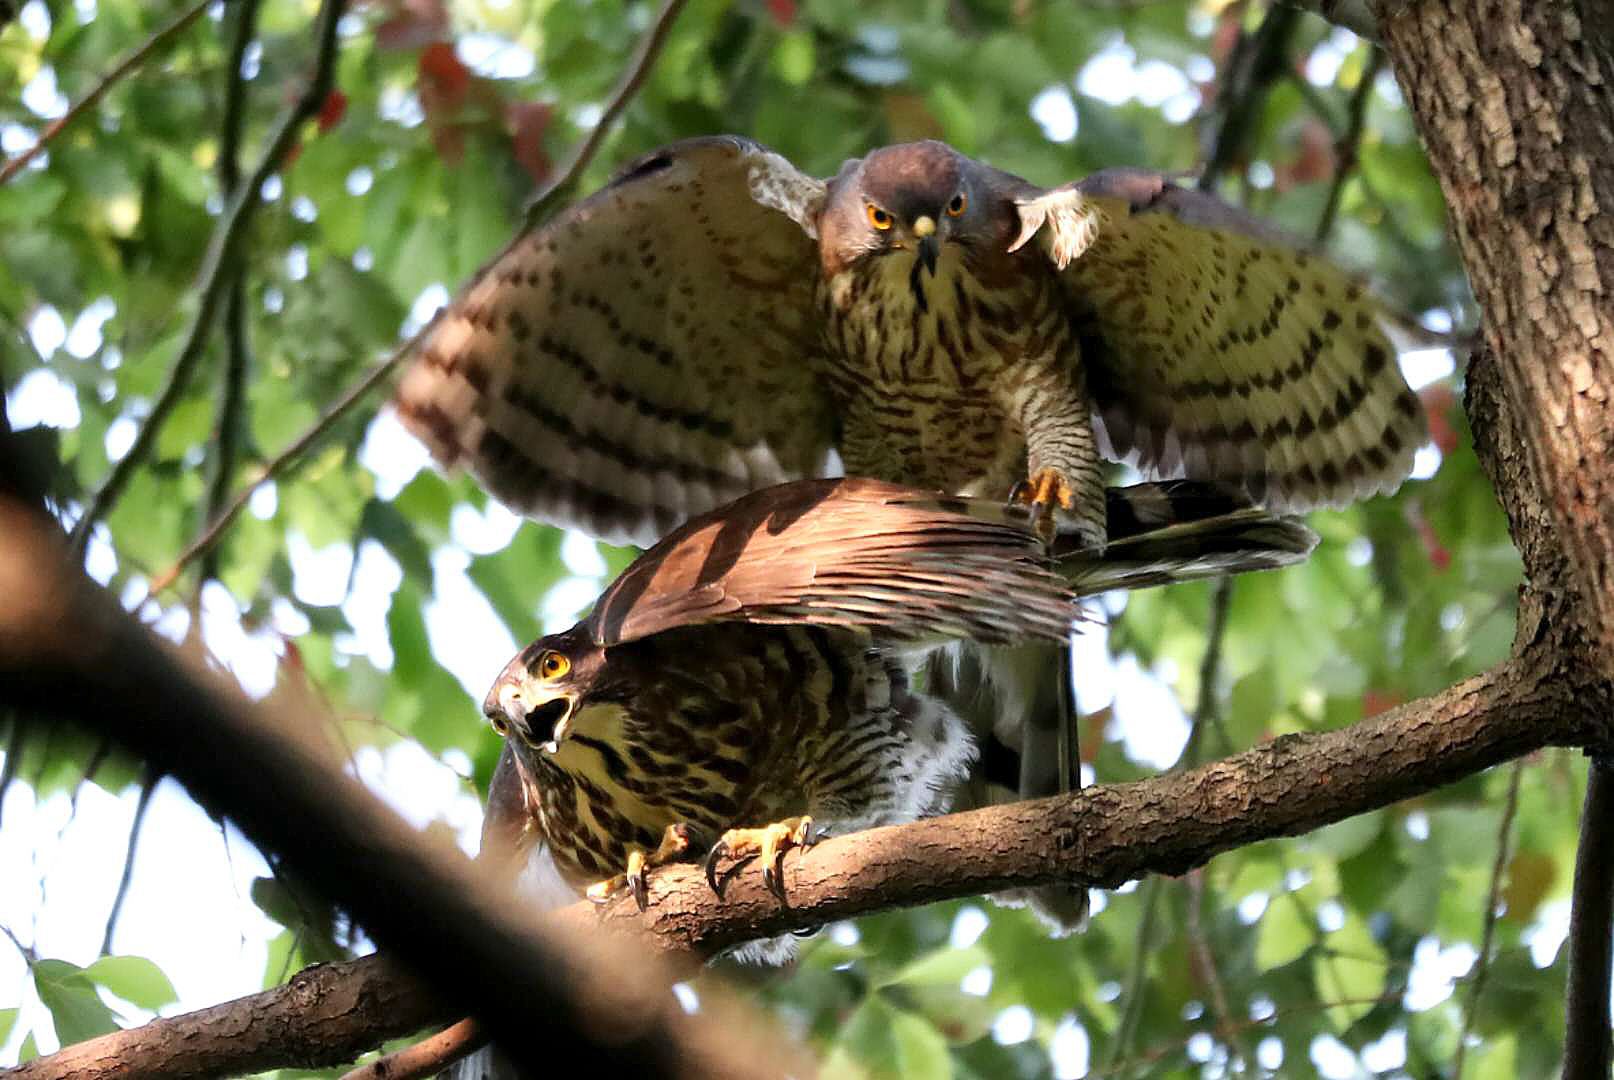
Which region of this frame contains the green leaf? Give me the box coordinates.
[83,956,178,1010]
[1255,894,1312,971]
[772,29,815,85]
[0,1007,17,1047]
[1301,811,1383,860]
[891,1007,952,1079]
[1313,912,1386,1031]
[33,959,119,1045]
[884,945,989,989]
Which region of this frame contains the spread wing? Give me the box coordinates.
[393,136,837,546]
[583,478,1079,647]
[1024,167,1427,511]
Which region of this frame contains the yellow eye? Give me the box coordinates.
[946,192,967,216]
[538,652,570,679]
[490,715,509,736]
[866,204,893,230]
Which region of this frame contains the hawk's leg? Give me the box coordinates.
[586,822,707,911]
[704,815,817,899]
[1004,362,1106,549]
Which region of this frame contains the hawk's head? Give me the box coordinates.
[817,140,1007,283]
[483,624,607,755]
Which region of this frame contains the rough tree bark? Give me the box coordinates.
[1377,2,1614,1075]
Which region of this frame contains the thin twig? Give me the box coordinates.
[1197,4,1301,192]
[1182,576,1236,765]
[1187,867,1249,1071]
[339,1018,487,1080]
[1453,760,1524,1079]
[0,0,215,185]
[100,766,161,956]
[202,0,266,584]
[0,921,36,968]
[150,351,397,593]
[1311,47,1384,247]
[152,0,691,593]
[1089,993,1404,1078]
[1105,875,1164,1068]
[68,0,348,558]
[522,0,692,223]
[1563,757,1614,1079]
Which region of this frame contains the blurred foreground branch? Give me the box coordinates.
[0,483,788,1080]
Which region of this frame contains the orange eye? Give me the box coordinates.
[539,652,570,679]
[946,192,967,216]
[866,204,893,230]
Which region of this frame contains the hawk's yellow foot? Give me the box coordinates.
[704,815,817,898]
[1011,468,1102,549]
[586,822,704,911]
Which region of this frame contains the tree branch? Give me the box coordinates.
[340,1018,485,1080]
[1455,760,1524,1079]
[1379,11,1614,1076]
[1564,757,1614,1079]
[67,0,347,557]
[574,652,1607,960]
[201,0,266,585]
[1278,0,1378,41]
[521,0,691,223]
[2,955,447,1079]
[1311,46,1384,246]
[1196,4,1300,190]
[16,630,1608,1080]
[0,0,214,185]
[99,766,159,956]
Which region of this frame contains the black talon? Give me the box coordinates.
[704,840,729,895]
[630,871,648,912]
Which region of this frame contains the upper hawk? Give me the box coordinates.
[394,135,1426,550]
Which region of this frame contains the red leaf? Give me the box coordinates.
[508,102,552,183]
[1420,383,1459,455]
[1414,515,1451,571]
[419,41,471,101]
[767,0,797,23]
[316,88,347,133]
[1274,120,1336,191]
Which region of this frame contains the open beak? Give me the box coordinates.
[484,678,574,754]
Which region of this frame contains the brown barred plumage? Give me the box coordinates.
[479,478,1315,949]
[394,136,1424,551]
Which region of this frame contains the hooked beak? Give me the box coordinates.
[484,679,574,754]
[913,215,939,276]
[908,215,939,311]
